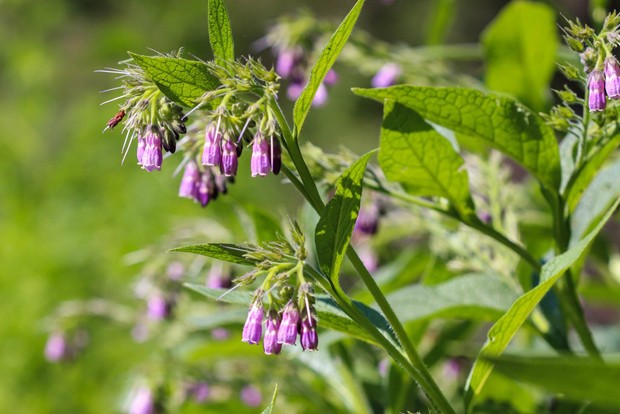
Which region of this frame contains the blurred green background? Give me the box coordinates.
[0,0,588,412]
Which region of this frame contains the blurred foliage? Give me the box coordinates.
[0,0,593,413]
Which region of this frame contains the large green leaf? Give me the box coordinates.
[130,53,220,107]
[293,0,365,135]
[488,355,620,409]
[380,101,475,218]
[185,285,392,345]
[566,134,620,212]
[386,274,517,323]
[353,86,561,191]
[570,158,620,246]
[315,152,374,282]
[208,0,234,64]
[482,1,558,111]
[464,199,619,408]
[171,243,255,266]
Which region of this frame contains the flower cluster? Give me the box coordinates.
[242,283,318,354]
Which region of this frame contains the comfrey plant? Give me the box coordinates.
[89,0,620,412]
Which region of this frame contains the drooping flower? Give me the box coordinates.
[275,49,300,78]
[136,136,146,164]
[263,313,282,355]
[300,314,318,351]
[312,83,329,107]
[270,137,282,175]
[141,126,163,172]
[242,303,264,345]
[187,382,210,403]
[588,69,606,111]
[178,160,200,199]
[220,138,239,177]
[44,332,69,362]
[605,57,620,99]
[202,123,222,167]
[240,385,262,407]
[147,294,172,320]
[206,264,232,289]
[324,69,339,86]
[195,170,215,207]
[355,203,380,236]
[128,386,155,414]
[277,301,300,345]
[372,63,402,88]
[251,133,271,177]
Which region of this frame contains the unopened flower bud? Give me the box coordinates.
[605,57,620,99]
[161,128,178,154]
[270,137,282,175]
[588,70,606,111]
[242,303,263,345]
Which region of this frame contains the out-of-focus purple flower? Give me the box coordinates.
[287,79,305,101]
[147,294,171,321]
[202,124,222,167]
[251,133,271,177]
[195,171,214,207]
[277,301,300,345]
[141,126,163,172]
[372,63,402,88]
[240,385,262,407]
[178,161,200,199]
[588,69,606,111]
[355,204,380,236]
[188,382,210,403]
[206,265,232,289]
[166,262,184,281]
[128,386,155,414]
[45,332,69,362]
[324,69,339,86]
[378,358,389,377]
[312,83,329,107]
[211,328,230,340]
[300,314,318,351]
[358,245,378,273]
[276,49,299,78]
[605,57,620,99]
[263,313,282,355]
[242,303,263,345]
[220,138,238,177]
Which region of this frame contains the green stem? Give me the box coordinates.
[270,101,455,413]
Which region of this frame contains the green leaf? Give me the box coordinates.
[380,101,476,218]
[464,198,620,408]
[315,151,374,282]
[171,243,255,266]
[237,204,283,243]
[570,158,620,245]
[130,53,219,107]
[565,134,620,212]
[353,86,561,191]
[185,284,388,345]
[293,0,365,135]
[482,1,558,111]
[208,0,234,64]
[260,385,278,414]
[386,273,517,323]
[488,355,620,409]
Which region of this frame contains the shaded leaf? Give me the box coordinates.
[464,199,620,408]
[293,0,365,135]
[380,101,475,218]
[570,158,620,246]
[353,86,561,191]
[488,355,620,409]
[315,152,374,282]
[208,0,234,64]
[566,134,620,212]
[386,273,517,323]
[130,53,219,107]
[482,1,558,111]
[171,243,255,266]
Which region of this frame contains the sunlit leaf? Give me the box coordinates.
[208,0,234,64]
